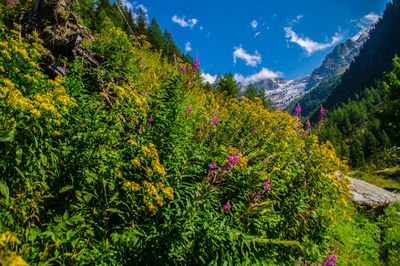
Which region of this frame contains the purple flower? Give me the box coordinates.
[253,129,257,136]
[322,254,337,266]
[192,52,200,70]
[263,181,271,192]
[181,67,186,72]
[209,163,217,169]
[320,104,325,116]
[146,115,154,126]
[213,118,219,125]
[223,201,231,211]
[138,125,145,134]
[186,106,193,114]
[295,103,301,116]
[306,120,311,128]
[140,64,146,70]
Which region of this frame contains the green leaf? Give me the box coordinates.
[0,128,16,142]
[59,185,74,193]
[0,182,9,200]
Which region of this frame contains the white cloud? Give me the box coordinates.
[136,3,147,13]
[200,26,204,30]
[234,67,282,85]
[284,27,342,55]
[185,42,192,52]
[288,14,304,26]
[251,20,258,29]
[352,12,380,40]
[172,15,199,28]
[233,46,262,67]
[121,0,133,10]
[202,73,218,84]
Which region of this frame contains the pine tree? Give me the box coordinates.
[245,83,258,101]
[215,73,240,97]
[150,18,166,51]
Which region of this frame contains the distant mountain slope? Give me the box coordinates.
[284,33,368,116]
[245,29,367,110]
[285,75,342,118]
[320,0,400,113]
[314,0,400,169]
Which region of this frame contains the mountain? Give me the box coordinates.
[248,75,310,110]
[244,31,368,111]
[306,33,367,91]
[321,0,400,112]
[315,0,400,169]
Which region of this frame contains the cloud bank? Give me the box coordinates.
[233,46,262,67]
[234,68,282,85]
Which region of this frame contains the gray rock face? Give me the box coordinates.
[347,177,400,207]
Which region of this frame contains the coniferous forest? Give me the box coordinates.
[0,0,399,265]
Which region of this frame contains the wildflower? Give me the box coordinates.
[181,67,186,72]
[306,120,311,128]
[263,180,271,192]
[253,129,257,136]
[147,115,154,126]
[295,103,301,116]
[209,163,217,169]
[304,179,307,186]
[186,106,193,114]
[223,201,231,211]
[138,125,145,134]
[140,64,146,70]
[320,104,325,116]
[213,118,219,125]
[322,252,337,266]
[192,53,200,70]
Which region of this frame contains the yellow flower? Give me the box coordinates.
[128,139,137,146]
[131,158,141,168]
[123,181,140,192]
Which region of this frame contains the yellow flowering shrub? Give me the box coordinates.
[0,27,76,119]
[0,232,28,266]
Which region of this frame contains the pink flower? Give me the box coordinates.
[223,201,231,211]
[304,179,307,186]
[186,106,193,114]
[181,67,186,72]
[295,103,301,116]
[253,129,257,136]
[306,120,311,128]
[146,115,154,126]
[263,181,271,192]
[140,64,146,70]
[320,104,325,116]
[138,125,145,134]
[213,118,219,125]
[192,52,200,70]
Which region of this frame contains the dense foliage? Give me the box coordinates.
[318,56,400,170]
[0,0,399,265]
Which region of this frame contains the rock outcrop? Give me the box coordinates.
[347,177,400,210]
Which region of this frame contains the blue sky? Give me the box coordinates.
[122,0,389,84]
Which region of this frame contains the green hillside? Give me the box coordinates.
[0,0,399,265]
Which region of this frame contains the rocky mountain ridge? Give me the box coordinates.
[243,31,368,110]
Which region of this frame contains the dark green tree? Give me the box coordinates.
[215,73,240,97]
[245,83,258,101]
